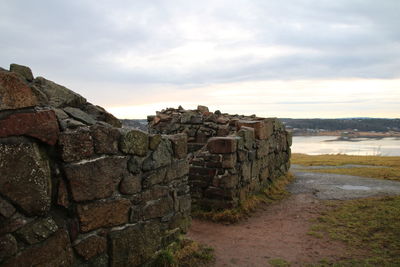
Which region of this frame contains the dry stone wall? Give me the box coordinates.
[0,64,190,266]
[148,106,292,209]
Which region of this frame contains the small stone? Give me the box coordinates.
[127,156,145,174]
[90,125,121,154]
[77,199,131,233]
[149,134,162,150]
[63,107,97,125]
[119,175,142,195]
[0,110,60,145]
[142,168,167,188]
[119,129,149,156]
[15,217,59,245]
[167,133,187,159]
[0,143,51,216]
[53,108,69,120]
[0,234,18,262]
[0,71,38,111]
[0,197,16,219]
[59,118,86,130]
[73,235,107,261]
[178,195,191,212]
[207,137,238,154]
[197,105,209,114]
[222,153,237,168]
[58,128,94,162]
[9,63,34,81]
[63,156,128,202]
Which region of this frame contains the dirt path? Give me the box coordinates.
[187,170,400,266]
[187,194,352,266]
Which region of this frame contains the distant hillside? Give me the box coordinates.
[281,118,400,132]
[120,119,148,131]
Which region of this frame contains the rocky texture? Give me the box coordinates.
[0,143,51,215]
[149,105,291,209]
[109,222,160,267]
[0,64,191,266]
[0,110,59,145]
[0,71,38,110]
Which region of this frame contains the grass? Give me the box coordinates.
[150,238,214,267]
[309,196,400,266]
[292,153,400,181]
[268,258,291,267]
[192,173,295,223]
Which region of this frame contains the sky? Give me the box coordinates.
[0,0,399,119]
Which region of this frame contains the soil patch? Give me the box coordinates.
[187,193,361,266]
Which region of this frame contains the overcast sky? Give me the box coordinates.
[1,0,399,118]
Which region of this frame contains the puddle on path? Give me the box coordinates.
[337,185,371,190]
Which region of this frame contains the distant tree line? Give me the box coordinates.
[280,118,400,132]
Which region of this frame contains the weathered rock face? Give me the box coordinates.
[0,71,38,110]
[0,64,191,266]
[148,105,291,209]
[0,143,51,216]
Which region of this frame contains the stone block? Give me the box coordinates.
[119,175,142,195]
[15,217,58,245]
[0,71,38,111]
[109,222,160,267]
[207,137,238,154]
[34,76,86,108]
[141,185,170,203]
[0,234,17,262]
[0,214,28,236]
[58,129,94,162]
[142,168,167,188]
[77,199,131,233]
[73,235,107,261]
[152,139,173,168]
[237,120,271,140]
[10,63,34,81]
[197,105,209,114]
[0,110,59,145]
[83,103,122,128]
[63,107,97,125]
[222,153,237,168]
[2,230,73,267]
[120,129,148,156]
[0,143,51,216]
[237,126,255,150]
[142,197,173,220]
[59,118,85,130]
[166,160,189,181]
[149,134,162,150]
[64,156,128,202]
[167,133,187,159]
[90,125,121,154]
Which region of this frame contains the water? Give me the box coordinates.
[292,136,400,156]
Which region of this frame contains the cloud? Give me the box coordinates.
[0,0,399,118]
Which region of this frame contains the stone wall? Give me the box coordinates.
[0,64,191,266]
[148,106,292,209]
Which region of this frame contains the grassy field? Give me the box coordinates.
[292,153,400,181]
[294,154,400,265]
[192,173,295,223]
[310,196,400,266]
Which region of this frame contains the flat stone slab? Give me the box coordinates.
[289,170,400,200]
